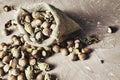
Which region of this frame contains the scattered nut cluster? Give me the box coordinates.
[0,35,54,80]
[52,39,91,61]
[18,9,56,43]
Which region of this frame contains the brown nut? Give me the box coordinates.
[60,48,69,56]
[0,68,4,77]
[36,73,43,80]
[2,56,10,64]
[52,45,60,53]
[68,53,78,61]
[42,28,52,37]
[9,58,18,68]
[0,42,8,51]
[8,75,17,80]
[81,48,90,54]
[17,73,26,80]
[0,51,7,59]
[29,57,36,66]
[78,53,87,60]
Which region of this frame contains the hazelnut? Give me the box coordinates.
[0,61,4,68]
[67,40,74,48]
[25,15,32,23]
[35,31,42,41]
[42,50,49,57]
[3,64,10,73]
[52,45,60,53]
[37,62,51,71]
[3,5,11,12]
[17,73,26,80]
[50,24,56,30]
[36,73,43,80]
[41,21,50,28]
[68,53,78,61]
[60,48,68,56]
[42,28,52,37]
[107,27,112,33]
[32,11,43,19]
[8,75,17,80]
[18,58,28,67]
[11,68,20,76]
[78,53,86,60]
[29,57,36,66]
[81,48,90,54]
[2,56,10,64]
[9,58,18,68]
[73,48,81,54]
[31,19,42,27]
[24,23,33,35]
[74,39,80,43]
[0,68,4,77]
[0,42,8,51]
[11,46,21,58]
[68,47,73,52]
[0,51,7,59]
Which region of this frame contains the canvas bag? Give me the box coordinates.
[16,2,81,47]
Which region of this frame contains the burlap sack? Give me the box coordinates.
[16,2,81,47]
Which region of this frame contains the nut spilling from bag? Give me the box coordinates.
[18,10,55,43]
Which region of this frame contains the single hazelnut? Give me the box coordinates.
[78,53,87,60]
[52,45,60,53]
[42,28,52,37]
[60,48,68,56]
[68,53,78,61]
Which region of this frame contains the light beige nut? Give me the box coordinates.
[25,15,32,23]
[60,48,68,56]
[42,50,48,57]
[0,51,7,59]
[78,53,86,60]
[74,43,80,49]
[24,23,33,35]
[36,73,43,80]
[3,64,10,73]
[31,19,42,27]
[18,58,28,67]
[68,53,78,61]
[73,48,81,54]
[43,46,51,51]
[74,39,80,43]
[31,50,39,58]
[42,28,52,37]
[41,21,50,28]
[11,46,21,58]
[25,66,34,80]
[37,62,51,71]
[29,57,36,66]
[44,73,52,80]
[2,56,10,64]
[50,24,56,30]
[52,45,60,53]
[17,73,26,80]
[81,48,90,54]
[68,47,73,52]
[9,58,18,68]
[0,68,4,77]
[8,75,17,80]
[0,61,4,68]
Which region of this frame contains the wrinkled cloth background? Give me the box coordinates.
[0,0,120,80]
